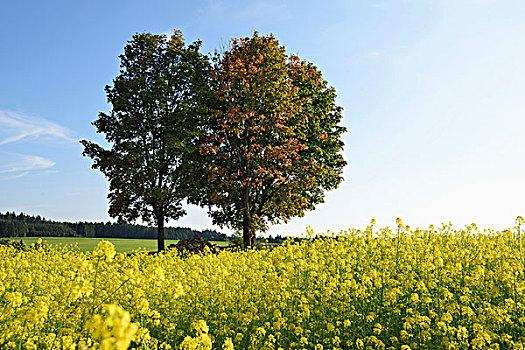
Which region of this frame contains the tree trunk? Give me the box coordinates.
[250,230,256,247]
[242,188,252,249]
[157,213,165,252]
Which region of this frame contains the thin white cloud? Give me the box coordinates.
[0,154,56,181]
[0,172,30,180]
[0,154,55,174]
[0,110,75,145]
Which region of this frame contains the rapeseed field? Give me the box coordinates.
[1,218,524,349]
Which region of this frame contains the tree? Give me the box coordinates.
[193,32,346,248]
[13,221,28,237]
[0,220,15,237]
[81,30,207,251]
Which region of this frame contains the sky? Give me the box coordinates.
[1,0,524,236]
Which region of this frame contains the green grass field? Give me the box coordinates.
[9,237,229,253]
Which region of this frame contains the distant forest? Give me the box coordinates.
[0,212,287,243]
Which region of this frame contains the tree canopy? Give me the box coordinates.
[192,32,346,248]
[81,30,207,251]
[81,30,346,250]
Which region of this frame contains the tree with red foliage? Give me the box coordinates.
[192,32,347,248]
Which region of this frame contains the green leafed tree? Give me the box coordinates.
[0,221,15,237]
[193,32,347,248]
[80,30,207,251]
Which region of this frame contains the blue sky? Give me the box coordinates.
[1,0,524,235]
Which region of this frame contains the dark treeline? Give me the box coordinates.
[0,212,229,241]
[0,212,77,237]
[264,235,287,244]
